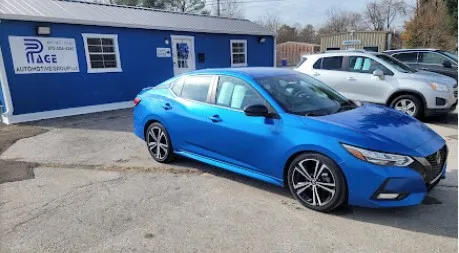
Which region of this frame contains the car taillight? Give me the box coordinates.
[133,97,141,106]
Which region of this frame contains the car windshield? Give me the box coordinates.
[439,50,458,62]
[375,54,415,73]
[255,73,356,116]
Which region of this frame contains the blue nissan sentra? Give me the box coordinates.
[133,68,447,212]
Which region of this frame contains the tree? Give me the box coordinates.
[297,24,318,43]
[111,0,168,9]
[321,8,365,33]
[276,25,297,44]
[365,1,385,30]
[364,0,407,30]
[169,0,205,13]
[381,0,407,29]
[444,0,458,37]
[212,0,245,18]
[404,0,456,50]
[255,11,281,33]
[142,0,169,9]
[112,0,139,5]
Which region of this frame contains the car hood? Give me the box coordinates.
[401,70,457,87]
[310,104,440,152]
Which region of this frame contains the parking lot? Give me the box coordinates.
[0,109,457,253]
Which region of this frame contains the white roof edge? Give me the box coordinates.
[0,13,275,36]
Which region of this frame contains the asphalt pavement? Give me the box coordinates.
[0,109,457,253]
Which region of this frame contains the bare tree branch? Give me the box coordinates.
[255,11,281,33]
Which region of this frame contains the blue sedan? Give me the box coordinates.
[133,68,447,212]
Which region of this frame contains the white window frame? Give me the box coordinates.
[82,33,122,73]
[230,39,247,67]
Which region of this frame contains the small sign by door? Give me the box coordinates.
[170,35,196,76]
[157,47,171,58]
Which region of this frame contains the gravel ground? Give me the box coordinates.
[0,123,46,184]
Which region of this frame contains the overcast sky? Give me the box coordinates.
[241,0,417,28]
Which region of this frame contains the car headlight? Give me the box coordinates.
[429,82,449,92]
[342,144,413,167]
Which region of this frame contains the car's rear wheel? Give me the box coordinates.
[287,153,347,212]
[390,94,423,118]
[146,122,175,163]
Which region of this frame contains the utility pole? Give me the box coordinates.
[217,0,220,16]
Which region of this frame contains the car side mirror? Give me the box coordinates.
[442,60,452,68]
[373,69,384,77]
[244,104,270,117]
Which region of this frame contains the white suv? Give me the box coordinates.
[294,50,458,118]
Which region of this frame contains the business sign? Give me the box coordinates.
[9,36,79,74]
[156,47,171,58]
[342,40,362,46]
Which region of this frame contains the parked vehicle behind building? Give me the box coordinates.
[295,50,458,118]
[384,49,458,80]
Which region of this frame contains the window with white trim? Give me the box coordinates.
[230,40,247,67]
[82,34,121,73]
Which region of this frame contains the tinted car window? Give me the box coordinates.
[321,56,343,70]
[440,51,458,62]
[296,57,307,68]
[171,77,185,96]
[256,72,354,116]
[216,76,265,110]
[375,54,415,73]
[180,76,213,102]
[348,56,390,74]
[419,52,448,65]
[313,59,322,69]
[393,52,418,63]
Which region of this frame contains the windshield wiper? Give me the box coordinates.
[336,101,356,113]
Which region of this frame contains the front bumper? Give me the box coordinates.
[425,88,458,116]
[341,142,447,208]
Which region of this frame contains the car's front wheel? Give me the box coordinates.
[146,122,175,163]
[287,153,347,212]
[389,94,423,118]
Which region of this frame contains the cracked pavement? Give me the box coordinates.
[0,109,457,252]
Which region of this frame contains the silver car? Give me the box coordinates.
[294,50,458,118]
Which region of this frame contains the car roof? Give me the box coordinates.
[189,67,297,78]
[301,51,382,58]
[384,48,439,53]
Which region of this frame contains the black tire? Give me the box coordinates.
[287,153,347,212]
[389,94,424,119]
[145,122,175,163]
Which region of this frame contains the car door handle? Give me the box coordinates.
[208,115,222,123]
[348,77,356,81]
[162,103,172,110]
[313,72,320,76]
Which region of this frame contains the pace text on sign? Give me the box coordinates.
[9,36,80,74]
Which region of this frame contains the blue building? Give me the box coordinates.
[0,0,275,124]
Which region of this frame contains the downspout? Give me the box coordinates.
[0,38,14,116]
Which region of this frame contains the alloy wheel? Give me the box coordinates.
[394,99,416,116]
[291,159,336,207]
[147,126,169,160]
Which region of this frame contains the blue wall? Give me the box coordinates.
[0,20,274,115]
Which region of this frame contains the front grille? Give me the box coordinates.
[424,146,447,183]
[454,90,457,98]
[410,145,447,186]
